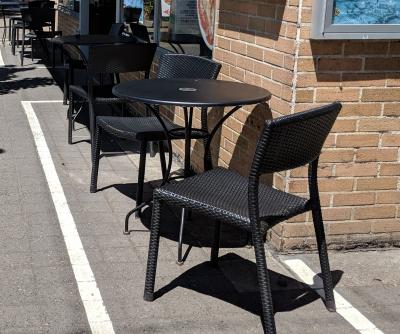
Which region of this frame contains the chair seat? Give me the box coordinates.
[155,168,310,230]
[69,84,124,103]
[97,116,210,141]
[97,116,178,141]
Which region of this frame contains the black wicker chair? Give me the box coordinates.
[90,54,221,219]
[67,42,157,146]
[62,23,126,105]
[129,23,150,43]
[19,8,58,65]
[143,102,342,333]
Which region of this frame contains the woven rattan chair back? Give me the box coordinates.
[108,23,125,36]
[21,8,55,30]
[85,43,157,75]
[157,53,221,80]
[129,23,150,43]
[251,102,342,176]
[28,0,55,8]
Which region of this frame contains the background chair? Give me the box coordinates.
[129,23,150,43]
[67,42,157,147]
[90,54,221,223]
[124,7,142,24]
[10,0,55,54]
[143,102,342,333]
[19,7,58,65]
[62,22,127,105]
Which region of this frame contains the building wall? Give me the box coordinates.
[55,1,400,251]
[57,11,79,36]
[213,0,400,251]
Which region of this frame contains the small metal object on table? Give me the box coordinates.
[112,78,271,264]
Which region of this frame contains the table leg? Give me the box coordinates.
[204,105,242,171]
[123,104,173,234]
[52,42,55,68]
[183,107,193,177]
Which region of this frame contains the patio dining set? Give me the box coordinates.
[1,2,344,333]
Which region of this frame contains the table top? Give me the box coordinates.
[112,79,271,107]
[50,34,138,46]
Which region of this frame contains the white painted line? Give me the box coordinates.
[21,101,115,334]
[0,48,5,66]
[284,259,384,334]
[30,100,64,103]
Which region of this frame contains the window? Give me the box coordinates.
[134,0,216,57]
[311,0,400,39]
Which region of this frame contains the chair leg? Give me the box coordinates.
[20,28,25,66]
[88,101,96,147]
[136,140,147,215]
[67,90,74,144]
[143,197,162,302]
[158,141,166,180]
[63,65,69,105]
[8,18,12,42]
[252,225,276,334]
[90,125,102,193]
[311,202,336,311]
[31,38,34,61]
[210,220,221,266]
[177,207,186,265]
[11,26,15,55]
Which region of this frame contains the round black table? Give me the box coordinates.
[113,78,270,263]
[113,78,271,178]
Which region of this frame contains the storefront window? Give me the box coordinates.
[137,0,216,57]
[311,0,400,39]
[332,0,400,25]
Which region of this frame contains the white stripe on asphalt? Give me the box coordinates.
[21,100,115,334]
[284,259,384,334]
[0,48,5,66]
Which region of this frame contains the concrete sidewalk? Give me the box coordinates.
[1,39,399,333]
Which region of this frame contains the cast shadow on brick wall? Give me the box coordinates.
[191,103,273,179]
[218,0,286,41]
[229,103,273,181]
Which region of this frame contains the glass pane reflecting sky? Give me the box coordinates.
[332,0,400,24]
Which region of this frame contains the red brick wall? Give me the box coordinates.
[213,0,400,251]
[56,1,400,251]
[57,11,79,36]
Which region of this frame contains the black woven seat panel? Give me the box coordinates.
[97,116,178,141]
[69,85,124,103]
[97,116,210,141]
[155,168,310,229]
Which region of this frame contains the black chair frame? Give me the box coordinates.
[67,42,157,147]
[62,23,127,105]
[143,102,342,333]
[90,54,221,232]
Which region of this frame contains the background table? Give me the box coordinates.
[50,34,138,67]
[50,34,138,46]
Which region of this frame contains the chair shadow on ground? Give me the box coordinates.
[104,186,250,248]
[0,65,55,95]
[155,253,343,316]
